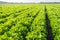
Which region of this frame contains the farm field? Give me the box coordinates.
[0,4,60,40]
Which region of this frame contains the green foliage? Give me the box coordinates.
[0,4,47,40]
[2,4,60,40]
[46,4,60,40]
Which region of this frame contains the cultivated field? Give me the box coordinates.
[0,4,60,40]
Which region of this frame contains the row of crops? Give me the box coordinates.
[0,4,60,40]
[46,4,60,40]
